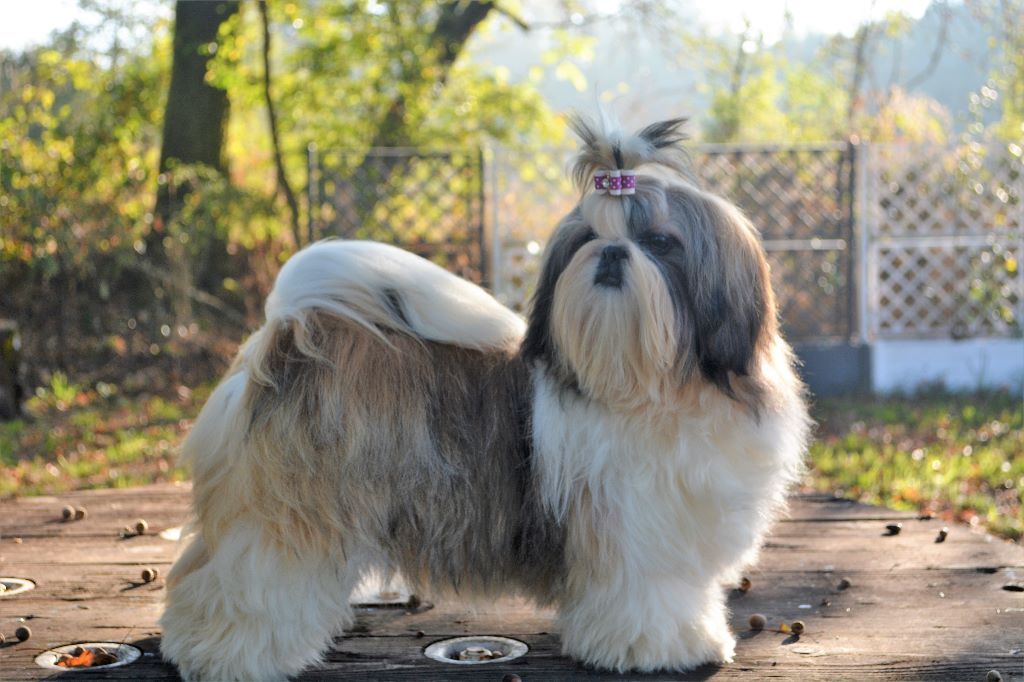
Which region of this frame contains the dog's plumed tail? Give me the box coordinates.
[264,239,523,356]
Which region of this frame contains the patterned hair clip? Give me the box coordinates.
[621,170,636,195]
[593,169,636,196]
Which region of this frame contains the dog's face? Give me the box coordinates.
[523,118,777,412]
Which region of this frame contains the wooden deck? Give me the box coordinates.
[1,483,1022,680]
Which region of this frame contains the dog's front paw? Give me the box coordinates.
[559,578,736,673]
[564,618,735,673]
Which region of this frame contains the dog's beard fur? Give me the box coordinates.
[160,116,810,682]
[551,235,678,410]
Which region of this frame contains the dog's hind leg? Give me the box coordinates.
[158,364,358,678]
[160,521,361,682]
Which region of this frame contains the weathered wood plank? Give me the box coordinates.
[1,485,1022,681]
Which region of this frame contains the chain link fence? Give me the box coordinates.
[307,146,486,284]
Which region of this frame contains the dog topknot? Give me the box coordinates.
[568,113,692,193]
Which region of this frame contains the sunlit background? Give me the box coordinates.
[0,1,1021,541]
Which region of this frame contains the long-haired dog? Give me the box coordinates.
[160,115,809,681]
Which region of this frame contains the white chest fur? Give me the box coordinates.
[531,370,807,672]
[531,372,805,580]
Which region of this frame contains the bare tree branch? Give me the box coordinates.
[493,3,530,31]
[887,39,902,91]
[258,0,302,248]
[903,1,951,90]
[846,19,875,132]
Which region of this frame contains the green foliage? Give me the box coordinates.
[965,0,1024,141]
[0,13,177,379]
[210,1,562,157]
[809,390,1024,541]
[205,0,566,280]
[0,378,210,497]
[694,29,850,144]
[1,1,568,390]
[777,65,849,142]
[0,30,167,284]
[694,10,958,144]
[706,60,787,143]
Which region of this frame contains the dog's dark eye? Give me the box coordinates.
[638,233,677,255]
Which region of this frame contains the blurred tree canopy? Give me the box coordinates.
[0,0,566,388]
[694,12,954,144]
[693,0,1022,145]
[967,0,1024,141]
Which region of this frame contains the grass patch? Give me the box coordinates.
[0,373,208,497]
[808,389,1023,541]
[2,375,1021,542]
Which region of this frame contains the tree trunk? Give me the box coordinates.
[0,319,23,421]
[158,1,239,176]
[152,1,239,255]
[846,23,873,133]
[149,1,239,325]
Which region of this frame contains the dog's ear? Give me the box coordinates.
[681,195,775,400]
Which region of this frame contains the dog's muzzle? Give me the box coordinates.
[594,244,629,289]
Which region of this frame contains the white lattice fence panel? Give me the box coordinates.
[865,142,1024,339]
[696,144,854,339]
[872,239,1021,337]
[870,143,1024,236]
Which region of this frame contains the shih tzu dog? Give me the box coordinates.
[160,115,809,681]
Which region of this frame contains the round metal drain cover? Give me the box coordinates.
[424,635,528,665]
[35,642,142,671]
[0,577,35,597]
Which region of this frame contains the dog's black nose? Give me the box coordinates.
[594,244,629,288]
